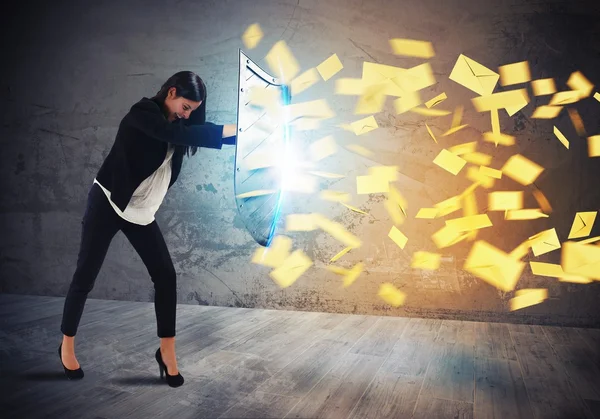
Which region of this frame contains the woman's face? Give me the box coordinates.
[164,87,202,122]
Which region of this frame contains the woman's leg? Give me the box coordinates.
[121,218,179,373]
[60,183,121,367]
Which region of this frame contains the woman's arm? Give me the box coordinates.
[222,124,237,138]
[125,100,224,149]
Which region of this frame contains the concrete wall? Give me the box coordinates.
[1,0,599,327]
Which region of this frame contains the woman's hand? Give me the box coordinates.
[222,124,237,138]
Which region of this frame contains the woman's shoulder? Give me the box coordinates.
[130,97,161,112]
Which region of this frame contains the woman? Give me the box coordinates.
[58,71,237,388]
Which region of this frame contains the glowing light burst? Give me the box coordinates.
[265,85,292,247]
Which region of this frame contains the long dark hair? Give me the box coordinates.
[152,71,207,157]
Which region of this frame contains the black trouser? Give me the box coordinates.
[61,182,177,338]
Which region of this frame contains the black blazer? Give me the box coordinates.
[95,97,234,212]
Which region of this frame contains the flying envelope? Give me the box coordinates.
[567,211,597,239]
[561,241,600,280]
[449,54,499,96]
[464,240,526,292]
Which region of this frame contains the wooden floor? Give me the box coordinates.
[1,294,599,419]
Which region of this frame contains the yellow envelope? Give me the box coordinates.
[464,240,525,291]
[553,126,570,149]
[491,108,500,134]
[265,40,300,83]
[330,246,352,262]
[411,251,441,270]
[482,132,516,147]
[561,241,600,280]
[505,209,549,220]
[505,89,530,116]
[529,228,561,257]
[269,249,313,288]
[385,199,405,225]
[317,53,343,81]
[433,149,467,175]
[362,62,406,96]
[388,226,408,249]
[595,92,600,102]
[488,191,523,211]
[389,38,435,58]
[531,105,562,119]
[588,135,600,157]
[357,175,389,194]
[378,283,407,307]
[442,124,468,137]
[389,62,436,93]
[312,214,362,249]
[471,89,529,112]
[567,109,586,136]
[252,235,292,268]
[461,152,492,166]
[285,214,318,232]
[451,105,464,128]
[341,202,369,215]
[510,289,547,311]
[425,92,447,108]
[449,141,477,155]
[531,78,556,96]
[566,71,594,98]
[415,208,438,219]
[343,262,364,287]
[532,189,553,214]
[326,265,350,276]
[499,61,531,86]
[445,214,493,232]
[425,124,437,143]
[291,68,320,96]
[309,136,338,161]
[432,224,469,248]
[434,195,462,217]
[387,184,408,216]
[449,54,499,96]
[236,189,277,199]
[320,190,351,203]
[549,91,581,106]
[479,166,502,179]
[394,91,421,114]
[242,23,263,49]
[501,154,544,186]
[355,83,387,114]
[529,262,589,283]
[350,115,378,135]
[466,166,496,189]
[568,211,597,239]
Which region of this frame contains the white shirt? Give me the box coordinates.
[93,144,175,225]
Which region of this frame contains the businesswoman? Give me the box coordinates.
[58,71,237,387]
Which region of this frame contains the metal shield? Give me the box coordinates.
[234,49,291,247]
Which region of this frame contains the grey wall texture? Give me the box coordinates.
[1,0,600,327]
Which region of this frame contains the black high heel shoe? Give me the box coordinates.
[155,348,184,388]
[58,343,84,380]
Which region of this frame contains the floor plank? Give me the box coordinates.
[511,329,594,419]
[473,357,534,419]
[1,294,598,419]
